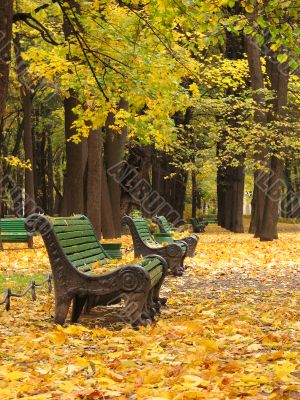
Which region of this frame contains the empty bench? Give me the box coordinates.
[153,215,199,257]
[0,218,33,249]
[190,217,208,233]
[122,215,187,276]
[25,214,168,327]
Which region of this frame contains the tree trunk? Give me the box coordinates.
[217,151,244,232]
[23,91,36,216]
[87,129,103,237]
[101,167,116,238]
[260,157,283,240]
[259,58,289,241]
[0,0,13,247]
[104,98,128,236]
[61,94,87,215]
[47,131,54,215]
[245,35,269,236]
[60,1,87,216]
[216,29,245,233]
[191,171,197,218]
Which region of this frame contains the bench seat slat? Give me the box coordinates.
[73,255,107,268]
[68,248,107,263]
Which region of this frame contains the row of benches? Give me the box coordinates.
[190,217,218,233]
[0,215,216,249]
[22,214,199,327]
[1,214,210,327]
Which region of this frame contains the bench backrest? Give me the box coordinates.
[0,218,28,241]
[158,216,172,234]
[0,218,26,232]
[51,216,109,272]
[131,217,157,245]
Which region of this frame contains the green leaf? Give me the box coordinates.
[257,16,268,29]
[277,53,288,64]
[288,59,298,70]
[244,26,253,35]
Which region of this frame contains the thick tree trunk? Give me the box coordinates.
[217,165,244,232]
[87,129,103,237]
[119,146,152,216]
[260,157,283,241]
[245,35,269,236]
[61,94,87,215]
[259,58,289,241]
[104,99,128,236]
[61,1,87,216]
[216,29,245,233]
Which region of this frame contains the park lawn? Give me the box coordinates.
[1,225,300,399]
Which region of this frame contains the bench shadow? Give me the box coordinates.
[79,305,130,331]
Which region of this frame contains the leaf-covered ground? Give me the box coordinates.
[1,223,300,399]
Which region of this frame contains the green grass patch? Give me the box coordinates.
[0,272,49,293]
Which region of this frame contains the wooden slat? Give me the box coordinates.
[142,258,161,271]
[68,248,106,263]
[1,238,28,242]
[55,229,94,241]
[53,219,89,226]
[77,264,92,272]
[63,242,100,255]
[53,224,92,233]
[73,255,107,268]
[60,236,97,248]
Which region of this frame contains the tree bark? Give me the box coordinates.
[216,29,245,233]
[101,167,116,238]
[245,35,269,236]
[104,98,128,236]
[0,0,13,241]
[61,93,87,215]
[259,58,289,241]
[61,1,87,216]
[23,91,36,216]
[191,171,198,218]
[87,129,103,237]
[47,131,54,215]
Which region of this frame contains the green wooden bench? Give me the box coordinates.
[204,217,218,224]
[122,215,187,276]
[153,215,199,257]
[190,217,208,233]
[0,218,33,249]
[101,243,122,259]
[25,214,168,327]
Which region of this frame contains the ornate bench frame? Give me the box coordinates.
[122,215,187,276]
[153,216,198,257]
